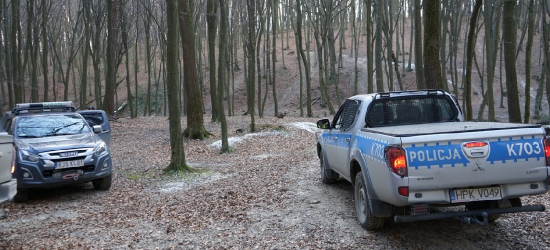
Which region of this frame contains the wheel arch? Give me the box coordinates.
[351,148,395,217]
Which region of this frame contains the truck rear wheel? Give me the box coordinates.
[320,150,338,184]
[354,172,385,230]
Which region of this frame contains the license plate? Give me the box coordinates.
[56,160,84,169]
[449,187,502,203]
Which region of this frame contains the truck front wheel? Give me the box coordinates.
[354,172,385,230]
[92,175,112,190]
[320,150,338,184]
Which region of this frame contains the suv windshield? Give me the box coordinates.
[15,114,91,138]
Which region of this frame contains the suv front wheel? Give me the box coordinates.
[92,175,112,190]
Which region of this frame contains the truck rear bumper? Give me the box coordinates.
[0,179,17,205]
[394,204,546,223]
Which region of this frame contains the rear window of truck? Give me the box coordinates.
[366,96,459,127]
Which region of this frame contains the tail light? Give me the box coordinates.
[544,137,550,166]
[398,186,409,196]
[385,146,407,177]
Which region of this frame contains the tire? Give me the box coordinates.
[354,172,385,230]
[92,175,112,190]
[320,150,338,184]
[466,199,511,222]
[13,189,29,203]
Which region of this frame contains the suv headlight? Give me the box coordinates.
[94,142,108,157]
[19,150,40,163]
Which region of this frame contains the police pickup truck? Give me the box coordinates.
[316,90,549,230]
[0,133,15,205]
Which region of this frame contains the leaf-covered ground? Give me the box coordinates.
[1,115,549,249]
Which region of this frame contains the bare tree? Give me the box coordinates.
[103,0,120,115]
[81,0,91,109]
[464,0,482,121]
[523,0,535,123]
[502,0,521,123]
[423,0,443,89]
[295,0,312,116]
[413,0,424,89]
[246,0,257,131]
[207,0,219,121]
[179,0,211,139]
[164,0,190,173]
[218,0,229,153]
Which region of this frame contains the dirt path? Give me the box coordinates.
[1,116,549,249]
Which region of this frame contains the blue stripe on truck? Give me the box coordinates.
[405,142,470,169]
[485,136,544,164]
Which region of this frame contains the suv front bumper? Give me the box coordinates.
[15,154,112,189]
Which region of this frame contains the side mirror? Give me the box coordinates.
[316,119,331,129]
[92,125,103,133]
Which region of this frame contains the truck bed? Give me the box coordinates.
[362,122,541,137]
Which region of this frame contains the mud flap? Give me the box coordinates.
[370,199,395,217]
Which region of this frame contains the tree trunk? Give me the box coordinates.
[503,0,522,123]
[272,0,278,117]
[218,0,229,153]
[103,0,120,115]
[375,0,384,92]
[523,0,535,123]
[296,0,312,116]
[484,0,501,122]
[179,0,211,139]
[82,0,91,109]
[366,0,374,93]
[164,0,190,173]
[246,0,257,131]
[414,0,425,89]
[464,0,482,121]
[207,0,219,121]
[12,0,21,104]
[423,0,442,89]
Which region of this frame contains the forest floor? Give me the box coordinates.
[1,115,549,249]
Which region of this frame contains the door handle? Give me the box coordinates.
[345,138,350,143]
[333,137,338,141]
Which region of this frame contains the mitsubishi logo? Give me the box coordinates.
[473,163,485,171]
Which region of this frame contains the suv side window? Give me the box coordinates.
[333,99,360,130]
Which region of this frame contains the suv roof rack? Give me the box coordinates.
[374,89,445,99]
[13,101,76,115]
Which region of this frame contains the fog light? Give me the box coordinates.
[21,168,33,179]
[102,160,110,170]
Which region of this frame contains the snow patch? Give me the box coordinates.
[210,131,289,149]
[288,122,321,134]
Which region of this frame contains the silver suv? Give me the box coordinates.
[1,102,112,202]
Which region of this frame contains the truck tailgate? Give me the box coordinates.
[399,124,547,191]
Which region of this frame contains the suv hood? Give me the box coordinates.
[15,133,101,153]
